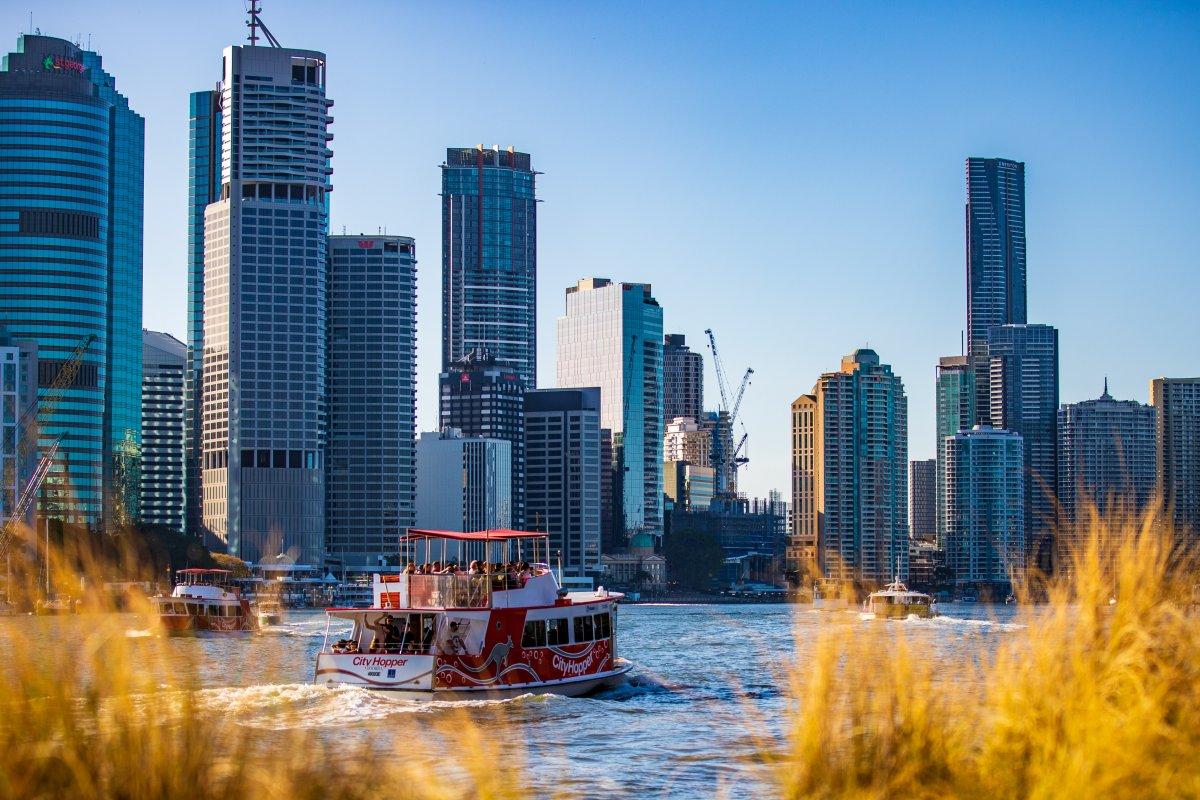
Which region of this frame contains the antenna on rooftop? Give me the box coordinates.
[246,0,282,48]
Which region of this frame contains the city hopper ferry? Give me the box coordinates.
[154,569,257,632]
[313,529,632,697]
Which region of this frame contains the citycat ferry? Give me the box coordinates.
[313,529,631,697]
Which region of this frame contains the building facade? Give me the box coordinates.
[908,458,936,542]
[524,388,601,577]
[663,416,711,467]
[935,355,975,545]
[987,324,1059,567]
[0,35,144,527]
[1057,384,1156,532]
[140,331,186,531]
[439,349,525,528]
[327,235,417,568]
[943,426,1025,588]
[663,334,703,422]
[198,44,333,564]
[0,331,36,530]
[415,429,511,533]
[790,349,909,584]
[441,146,537,386]
[556,278,664,540]
[663,460,715,512]
[1150,377,1200,542]
[700,409,737,497]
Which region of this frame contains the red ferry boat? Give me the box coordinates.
[314,529,631,697]
[154,568,256,632]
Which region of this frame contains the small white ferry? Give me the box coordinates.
[314,529,632,697]
[863,578,937,619]
[154,569,256,632]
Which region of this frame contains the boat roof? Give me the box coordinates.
[178,568,232,574]
[398,528,548,542]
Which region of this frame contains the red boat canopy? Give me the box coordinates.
[398,528,548,543]
[177,568,232,574]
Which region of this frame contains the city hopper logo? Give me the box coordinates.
[43,54,84,74]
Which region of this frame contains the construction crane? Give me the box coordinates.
[703,329,753,497]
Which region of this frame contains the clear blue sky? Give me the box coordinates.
[16,1,1200,500]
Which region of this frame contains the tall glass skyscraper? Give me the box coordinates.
[934,355,975,546]
[557,279,663,539]
[141,330,186,532]
[195,43,333,564]
[966,157,1026,424]
[441,146,537,386]
[0,35,143,527]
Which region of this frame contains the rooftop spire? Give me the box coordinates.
[1101,376,1111,400]
[246,0,282,48]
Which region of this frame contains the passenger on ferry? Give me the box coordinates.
[468,560,482,575]
[403,563,416,575]
[444,621,467,654]
[365,613,402,653]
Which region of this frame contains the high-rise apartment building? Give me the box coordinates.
[327,235,417,568]
[557,278,663,539]
[908,458,936,542]
[663,334,703,422]
[987,324,1059,566]
[524,388,601,577]
[663,417,711,467]
[943,426,1025,588]
[140,331,186,531]
[790,350,909,584]
[700,409,737,497]
[966,157,1026,424]
[0,330,36,530]
[441,146,537,386]
[439,349,525,528]
[1057,384,1156,532]
[935,355,975,545]
[415,429,511,533]
[197,43,333,564]
[1,36,144,528]
[1150,377,1200,542]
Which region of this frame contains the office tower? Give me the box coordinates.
[966,157,1026,424]
[140,331,186,531]
[700,409,737,496]
[943,425,1025,589]
[1057,383,1156,532]
[439,350,525,527]
[184,90,222,539]
[197,42,333,564]
[441,146,537,386]
[599,428,617,553]
[1150,377,1200,542]
[663,461,716,512]
[0,330,37,530]
[327,235,417,568]
[664,417,711,466]
[935,355,975,545]
[908,458,936,542]
[557,278,664,539]
[524,388,601,576]
[988,324,1059,565]
[0,35,144,527]
[790,349,909,583]
[671,496,785,561]
[415,429,511,532]
[663,334,703,421]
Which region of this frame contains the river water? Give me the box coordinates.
[12,602,1024,798]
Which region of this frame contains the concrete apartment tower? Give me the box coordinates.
[141,331,187,531]
[557,278,664,540]
[934,355,975,547]
[196,38,333,564]
[908,458,936,542]
[790,349,909,584]
[1150,377,1200,543]
[663,334,703,422]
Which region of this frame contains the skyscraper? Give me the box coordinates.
[987,324,1059,566]
[663,334,703,422]
[327,235,417,568]
[1150,377,1200,542]
[441,146,537,386]
[197,42,333,564]
[966,157,1026,424]
[0,35,144,527]
[935,355,975,545]
[700,409,737,496]
[140,331,186,531]
[790,349,909,584]
[439,350,525,528]
[0,329,37,530]
[943,425,1025,589]
[908,458,936,542]
[663,417,711,467]
[415,429,511,533]
[524,388,601,577]
[557,278,664,539]
[1057,384,1156,531]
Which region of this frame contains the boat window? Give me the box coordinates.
[522,619,547,648]
[573,614,594,643]
[207,605,217,616]
[593,612,611,639]
[186,603,199,615]
[546,618,569,646]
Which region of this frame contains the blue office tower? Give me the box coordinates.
[0,35,144,527]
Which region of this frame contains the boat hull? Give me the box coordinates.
[867,604,935,619]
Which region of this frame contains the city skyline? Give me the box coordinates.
[12,1,1200,501]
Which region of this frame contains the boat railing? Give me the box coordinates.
[380,574,491,610]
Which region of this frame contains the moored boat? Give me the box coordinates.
[314,528,631,697]
[154,569,256,632]
[863,578,937,619]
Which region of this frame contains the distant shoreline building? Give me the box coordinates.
[935,355,975,546]
[415,429,511,534]
[908,459,936,542]
[663,334,703,422]
[141,331,186,531]
[1150,377,1200,543]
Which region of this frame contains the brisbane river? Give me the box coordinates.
[17,603,1024,798]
